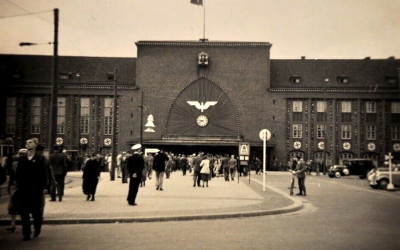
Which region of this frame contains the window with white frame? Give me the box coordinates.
[341,101,352,113]
[366,125,376,140]
[391,102,400,113]
[104,98,113,135]
[392,126,400,140]
[57,97,66,134]
[316,124,326,139]
[366,102,376,113]
[341,125,351,139]
[80,98,90,134]
[6,97,16,134]
[293,124,302,138]
[31,97,41,134]
[316,101,327,112]
[293,101,303,112]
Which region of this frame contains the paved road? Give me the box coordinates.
[1,171,399,250]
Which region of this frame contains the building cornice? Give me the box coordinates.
[136,40,272,48]
[268,87,400,93]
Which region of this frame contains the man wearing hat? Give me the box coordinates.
[15,138,48,241]
[126,144,145,206]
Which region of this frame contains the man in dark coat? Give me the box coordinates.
[152,148,169,191]
[49,146,68,201]
[82,153,101,201]
[15,138,48,241]
[294,158,307,196]
[127,144,144,206]
[192,152,203,186]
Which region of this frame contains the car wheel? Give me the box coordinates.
[370,185,378,189]
[328,174,335,178]
[378,179,389,190]
[342,169,350,176]
[334,171,341,178]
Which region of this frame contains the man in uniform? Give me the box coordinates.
[127,144,144,206]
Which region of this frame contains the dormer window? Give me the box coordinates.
[107,72,115,81]
[385,76,398,84]
[337,76,349,84]
[198,52,209,67]
[290,76,302,84]
[59,72,72,80]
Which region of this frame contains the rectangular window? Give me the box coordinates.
[392,126,400,140]
[316,101,327,113]
[292,113,303,122]
[293,124,302,138]
[31,97,41,134]
[366,114,377,123]
[104,98,113,135]
[6,97,16,134]
[366,102,376,113]
[341,101,352,113]
[80,98,90,134]
[342,113,352,122]
[293,101,302,112]
[317,124,326,139]
[57,97,66,134]
[366,125,376,140]
[341,125,351,139]
[391,102,400,114]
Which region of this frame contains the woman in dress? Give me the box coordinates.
[82,153,101,201]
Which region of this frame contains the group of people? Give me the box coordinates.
[289,157,308,196]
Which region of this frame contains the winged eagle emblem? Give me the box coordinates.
[187,101,218,112]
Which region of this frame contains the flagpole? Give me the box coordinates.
[203,0,206,41]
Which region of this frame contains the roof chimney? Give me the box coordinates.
[301,56,306,60]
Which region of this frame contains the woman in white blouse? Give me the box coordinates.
[200,155,210,187]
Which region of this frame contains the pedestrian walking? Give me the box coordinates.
[116,152,122,178]
[49,146,68,202]
[127,144,145,205]
[6,148,27,233]
[192,152,203,187]
[15,139,48,241]
[82,153,101,201]
[153,149,169,191]
[294,158,307,196]
[181,154,188,176]
[221,154,230,181]
[229,155,237,181]
[140,154,148,187]
[200,155,210,187]
[254,157,262,175]
[121,152,129,183]
[146,153,154,179]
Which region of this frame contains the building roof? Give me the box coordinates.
[0,54,136,85]
[270,58,400,89]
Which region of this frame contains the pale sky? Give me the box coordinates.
[1,0,399,59]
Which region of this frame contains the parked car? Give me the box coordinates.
[328,165,349,178]
[368,167,400,190]
[328,159,375,179]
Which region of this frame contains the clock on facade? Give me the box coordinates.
[196,115,209,127]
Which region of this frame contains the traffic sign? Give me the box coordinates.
[239,142,250,156]
[259,129,271,141]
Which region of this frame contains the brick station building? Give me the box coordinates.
[1,40,400,167]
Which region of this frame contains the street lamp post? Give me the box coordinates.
[323,77,329,175]
[20,8,58,154]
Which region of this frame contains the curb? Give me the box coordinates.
[0,182,303,225]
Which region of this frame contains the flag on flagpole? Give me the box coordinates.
[191,0,203,6]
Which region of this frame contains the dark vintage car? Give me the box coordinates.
[328,165,349,178]
[328,159,375,179]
